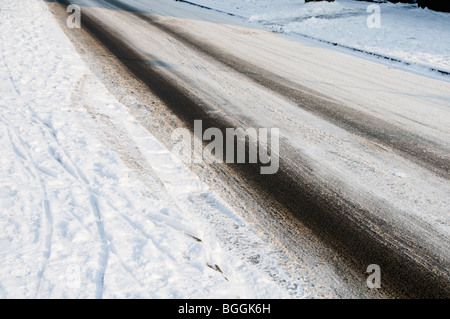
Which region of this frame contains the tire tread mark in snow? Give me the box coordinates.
[96,0,450,180]
[144,13,450,180]
[56,1,450,298]
[0,50,55,296]
[75,72,206,289]
[89,194,110,299]
[5,127,54,298]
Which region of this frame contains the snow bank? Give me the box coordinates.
[0,0,299,299]
[185,0,450,76]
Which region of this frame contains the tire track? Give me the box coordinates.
[89,194,109,299]
[0,50,55,297]
[71,68,307,297]
[4,125,54,298]
[93,0,450,180]
[51,0,450,298]
[143,13,450,180]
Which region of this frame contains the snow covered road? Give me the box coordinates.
[1,0,449,298]
[187,0,450,77]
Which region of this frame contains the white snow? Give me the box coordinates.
[0,0,299,299]
[2,0,449,299]
[183,0,450,78]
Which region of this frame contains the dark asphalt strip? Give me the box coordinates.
[52,0,450,298]
[106,0,450,180]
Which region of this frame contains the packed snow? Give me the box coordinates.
[0,0,301,299]
[1,0,449,299]
[182,0,450,77]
